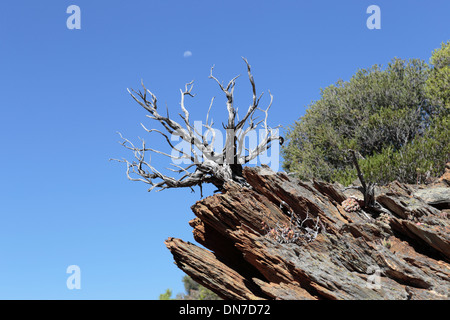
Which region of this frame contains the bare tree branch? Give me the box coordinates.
[113,59,283,194]
[346,149,376,209]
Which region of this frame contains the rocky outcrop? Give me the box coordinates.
[165,165,450,300]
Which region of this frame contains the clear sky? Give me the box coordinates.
[0,0,448,299]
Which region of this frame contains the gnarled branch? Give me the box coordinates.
[112,59,283,194]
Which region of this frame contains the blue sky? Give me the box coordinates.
[0,1,448,299]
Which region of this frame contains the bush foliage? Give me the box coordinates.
[159,275,221,300]
[282,41,450,186]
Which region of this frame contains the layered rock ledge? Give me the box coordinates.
[165,166,450,300]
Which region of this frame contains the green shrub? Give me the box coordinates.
[283,42,449,185]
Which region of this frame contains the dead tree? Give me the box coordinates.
[113,58,282,194]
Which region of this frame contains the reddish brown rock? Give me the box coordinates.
[164,237,265,300]
[439,162,450,186]
[165,166,450,300]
